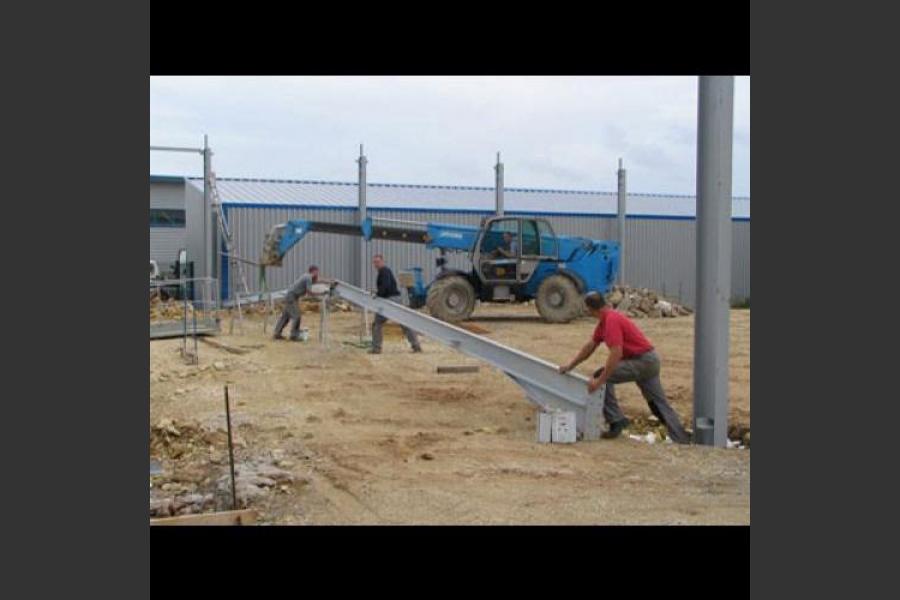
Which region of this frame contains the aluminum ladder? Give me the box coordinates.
[330,281,608,440]
[209,171,251,331]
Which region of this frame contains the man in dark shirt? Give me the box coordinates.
[369,254,422,354]
[559,292,690,443]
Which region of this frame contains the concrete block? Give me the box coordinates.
[536,412,552,443]
[551,411,577,444]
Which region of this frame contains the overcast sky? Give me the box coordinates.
[150,76,750,197]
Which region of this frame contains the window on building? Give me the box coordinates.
[150,209,186,227]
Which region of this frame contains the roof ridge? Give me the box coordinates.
[177,175,749,200]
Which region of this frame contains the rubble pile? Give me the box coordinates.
[624,415,751,448]
[214,459,309,508]
[149,418,310,518]
[149,296,195,321]
[149,296,218,322]
[604,286,693,319]
[234,296,353,317]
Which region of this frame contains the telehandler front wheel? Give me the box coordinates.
[426,276,476,322]
[535,275,583,323]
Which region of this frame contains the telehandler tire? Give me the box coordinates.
[426,276,476,322]
[535,274,583,323]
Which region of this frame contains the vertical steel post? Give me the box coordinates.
[495,152,504,216]
[617,157,627,285]
[358,145,368,287]
[224,385,238,509]
[693,76,735,448]
[202,135,211,281]
[357,145,368,341]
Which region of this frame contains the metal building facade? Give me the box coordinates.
[149,177,188,272]
[173,177,750,308]
[222,209,750,308]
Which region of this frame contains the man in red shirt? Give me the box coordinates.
[559,292,690,443]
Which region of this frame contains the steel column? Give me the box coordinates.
[495,152,504,216]
[202,134,214,282]
[617,157,627,285]
[693,76,734,447]
[358,145,368,288]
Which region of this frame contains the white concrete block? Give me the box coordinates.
[551,411,577,444]
[536,412,553,443]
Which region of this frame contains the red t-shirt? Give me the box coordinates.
[592,310,654,358]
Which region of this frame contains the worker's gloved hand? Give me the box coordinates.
[558,364,571,374]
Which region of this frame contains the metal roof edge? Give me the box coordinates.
[174,174,750,201]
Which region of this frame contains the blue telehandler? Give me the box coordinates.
[261,215,619,323]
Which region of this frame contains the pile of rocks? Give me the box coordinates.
[604,286,693,319]
[237,296,353,316]
[149,296,195,321]
[150,418,311,517]
[149,418,238,460]
[214,459,309,507]
[150,492,217,518]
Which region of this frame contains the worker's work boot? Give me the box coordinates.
[411,345,423,353]
[272,334,285,341]
[601,418,630,439]
[368,348,382,354]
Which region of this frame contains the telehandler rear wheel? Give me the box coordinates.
[535,275,583,323]
[426,276,476,322]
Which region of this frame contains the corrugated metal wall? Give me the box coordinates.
[224,206,750,307]
[731,221,751,302]
[224,207,358,294]
[150,227,186,271]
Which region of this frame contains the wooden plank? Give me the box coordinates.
[436,365,480,374]
[150,509,257,526]
[199,337,251,355]
[458,322,491,334]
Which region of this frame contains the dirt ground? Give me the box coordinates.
[149,303,750,524]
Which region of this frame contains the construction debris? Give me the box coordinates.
[436,365,480,374]
[235,296,353,317]
[214,460,308,508]
[150,296,195,321]
[604,285,693,319]
[150,417,311,519]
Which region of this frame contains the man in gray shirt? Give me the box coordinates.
[273,265,319,341]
